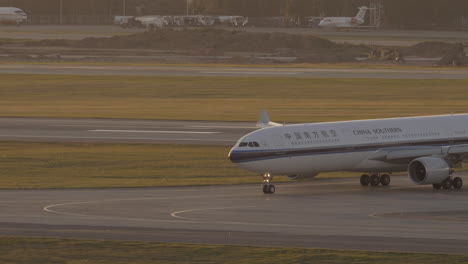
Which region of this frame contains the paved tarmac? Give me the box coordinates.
[1,64,468,79]
[0,117,255,145]
[1,175,468,254]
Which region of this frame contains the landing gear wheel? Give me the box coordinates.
[370,174,380,186]
[268,185,276,194]
[262,173,275,194]
[442,178,453,189]
[380,174,391,186]
[432,184,442,190]
[360,174,370,186]
[453,177,463,190]
[262,184,275,194]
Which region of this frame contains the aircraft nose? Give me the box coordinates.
[228,149,242,163]
[228,148,236,163]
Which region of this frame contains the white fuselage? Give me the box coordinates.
[0,7,27,25]
[318,17,362,28]
[318,6,367,28]
[229,114,468,177]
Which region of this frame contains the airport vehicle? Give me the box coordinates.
[135,15,170,30]
[172,16,185,27]
[0,7,27,25]
[229,111,467,194]
[318,6,368,28]
[216,16,249,27]
[114,16,138,28]
[196,15,216,26]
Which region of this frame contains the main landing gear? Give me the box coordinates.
[432,177,463,190]
[262,173,275,194]
[360,173,391,187]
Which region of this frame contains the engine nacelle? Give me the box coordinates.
[408,157,450,185]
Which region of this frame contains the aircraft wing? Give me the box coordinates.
[368,144,468,163]
[368,146,443,163]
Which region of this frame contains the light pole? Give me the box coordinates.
[60,0,63,24]
[186,0,191,16]
[123,0,126,16]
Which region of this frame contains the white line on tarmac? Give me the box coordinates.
[191,126,256,129]
[90,130,220,134]
[201,71,297,75]
[171,206,254,221]
[0,134,232,142]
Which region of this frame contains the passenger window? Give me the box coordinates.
[239,142,248,147]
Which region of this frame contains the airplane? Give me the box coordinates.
[0,7,27,25]
[318,6,368,28]
[229,110,467,194]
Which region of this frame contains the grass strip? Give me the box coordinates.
[0,141,357,189]
[1,75,468,122]
[0,141,257,189]
[1,237,467,264]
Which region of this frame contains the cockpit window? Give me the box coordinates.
[15,11,26,16]
[239,142,248,147]
[239,141,260,148]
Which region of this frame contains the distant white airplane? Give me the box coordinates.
[0,7,27,25]
[229,110,467,194]
[318,6,368,28]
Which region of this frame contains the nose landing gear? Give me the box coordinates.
[262,173,275,194]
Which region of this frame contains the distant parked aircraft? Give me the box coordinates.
[0,7,27,25]
[318,6,368,28]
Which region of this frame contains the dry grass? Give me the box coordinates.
[0,141,262,189]
[1,237,468,264]
[1,75,468,123]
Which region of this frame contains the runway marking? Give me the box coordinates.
[191,125,257,129]
[0,134,233,142]
[40,193,468,235]
[201,71,297,75]
[42,195,256,223]
[89,129,220,134]
[171,206,254,221]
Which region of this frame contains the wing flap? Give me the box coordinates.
[369,147,443,162]
[448,145,468,155]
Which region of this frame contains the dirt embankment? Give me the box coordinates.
[22,28,368,63]
[27,28,334,52]
[1,29,465,65]
[402,41,462,58]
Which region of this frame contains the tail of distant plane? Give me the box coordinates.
[355,6,368,22]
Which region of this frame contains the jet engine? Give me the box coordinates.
[408,157,450,185]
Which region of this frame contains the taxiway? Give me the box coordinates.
[1,175,468,254]
[0,117,255,145]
